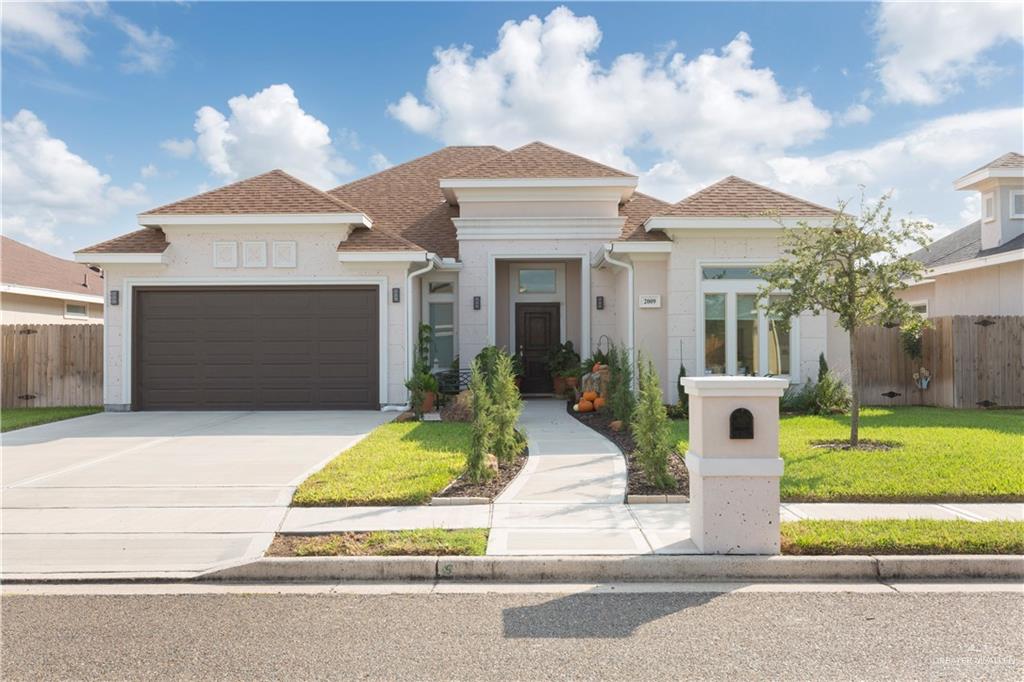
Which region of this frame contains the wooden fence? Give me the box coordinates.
[2,324,103,408]
[855,315,1024,408]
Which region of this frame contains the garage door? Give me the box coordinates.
[134,287,379,410]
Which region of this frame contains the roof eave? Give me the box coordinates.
[644,216,834,231]
[138,213,373,229]
[953,168,1024,191]
[73,252,168,265]
[337,250,432,263]
[0,283,104,305]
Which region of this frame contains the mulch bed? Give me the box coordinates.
[435,446,529,500]
[810,439,901,452]
[568,401,689,497]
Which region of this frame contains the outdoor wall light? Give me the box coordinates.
[473,296,481,310]
[392,287,400,303]
[109,290,120,306]
[596,295,604,310]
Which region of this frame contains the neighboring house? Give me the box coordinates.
[1,236,104,325]
[76,142,846,411]
[901,152,1024,317]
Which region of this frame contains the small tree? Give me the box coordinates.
[632,356,675,490]
[490,351,524,464]
[817,352,829,383]
[676,363,688,417]
[467,359,495,482]
[756,192,930,446]
[607,344,635,423]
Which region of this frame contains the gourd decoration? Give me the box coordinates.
[582,390,598,403]
[593,396,606,411]
[577,399,594,413]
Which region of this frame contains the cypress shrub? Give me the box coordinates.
[631,356,676,490]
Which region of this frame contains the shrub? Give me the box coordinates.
[817,352,829,383]
[781,371,852,415]
[545,341,580,376]
[440,390,473,422]
[467,360,495,482]
[405,323,438,418]
[675,363,689,417]
[900,316,928,361]
[490,351,525,464]
[607,344,636,423]
[475,345,503,386]
[631,356,676,490]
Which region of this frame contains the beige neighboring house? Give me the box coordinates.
[1,236,104,325]
[900,152,1024,317]
[76,142,847,412]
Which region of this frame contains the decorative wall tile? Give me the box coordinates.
[243,241,267,268]
[272,240,297,268]
[213,241,238,268]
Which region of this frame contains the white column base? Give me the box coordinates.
[685,451,783,555]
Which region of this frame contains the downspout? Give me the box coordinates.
[384,253,436,412]
[602,243,636,388]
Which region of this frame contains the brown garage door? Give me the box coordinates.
[133,286,379,410]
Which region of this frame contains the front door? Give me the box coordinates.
[515,302,559,394]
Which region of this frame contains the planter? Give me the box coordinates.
[418,391,436,414]
[552,375,567,396]
[564,376,578,392]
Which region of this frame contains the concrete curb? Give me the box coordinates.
[625,495,689,504]
[429,497,490,506]
[198,554,1024,583]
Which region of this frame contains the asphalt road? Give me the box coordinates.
[3,590,1022,680]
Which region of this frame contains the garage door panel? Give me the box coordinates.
[135,287,378,410]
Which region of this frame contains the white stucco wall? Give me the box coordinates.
[899,261,1024,317]
[97,225,411,408]
[1,293,103,325]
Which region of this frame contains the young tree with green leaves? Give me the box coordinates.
[467,359,495,482]
[755,193,930,446]
[490,351,524,464]
[607,344,636,423]
[631,355,675,490]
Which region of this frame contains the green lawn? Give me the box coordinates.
[292,421,472,506]
[1,406,102,432]
[781,519,1024,555]
[671,407,1024,502]
[269,529,489,557]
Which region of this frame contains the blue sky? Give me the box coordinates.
[3,2,1022,257]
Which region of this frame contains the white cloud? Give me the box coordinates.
[2,110,149,248]
[160,137,196,158]
[369,152,393,171]
[838,103,874,126]
[389,6,831,183]
[140,163,159,178]
[875,2,1024,105]
[112,15,175,74]
[0,3,97,64]
[190,84,353,187]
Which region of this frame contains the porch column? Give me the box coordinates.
[680,376,789,554]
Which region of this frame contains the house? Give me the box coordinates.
[900,152,1024,317]
[75,142,846,411]
[1,236,104,325]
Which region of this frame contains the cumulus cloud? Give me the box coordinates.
[369,152,393,171]
[189,84,353,187]
[160,137,196,158]
[140,163,159,178]
[838,103,873,126]
[389,6,831,183]
[0,2,99,63]
[112,15,175,74]
[875,2,1024,105]
[2,110,148,248]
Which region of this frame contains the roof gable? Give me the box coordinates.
[2,236,104,296]
[447,141,636,180]
[656,176,836,218]
[142,169,364,216]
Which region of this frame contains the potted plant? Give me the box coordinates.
[545,341,580,396]
[562,368,579,393]
[406,323,439,417]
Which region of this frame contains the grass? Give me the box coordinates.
[1,406,102,432]
[781,519,1024,555]
[269,529,489,557]
[292,421,472,506]
[670,407,1024,502]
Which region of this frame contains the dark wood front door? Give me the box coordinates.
[515,302,559,394]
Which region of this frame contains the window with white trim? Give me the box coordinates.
[983,192,996,222]
[1010,190,1024,219]
[64,302,88,319]
[423,276,457,371]
[699,265,799,381]
[910,301,929,317]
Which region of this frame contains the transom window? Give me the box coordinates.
[700,264,799,381]
[517,268,556,294]
[64,302,88,319]
[423,276,457,371]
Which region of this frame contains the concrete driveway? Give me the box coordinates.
[2,410,391,579]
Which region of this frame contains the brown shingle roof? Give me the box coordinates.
[143,169,364,216]
[964,152,1024,176]
[76,228,168,255]
[2,236,104,296]
[447,141,636,179]
[656,176,836,218]
[618,192,672,242]
[331,146,507,258]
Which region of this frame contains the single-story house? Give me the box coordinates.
[2,236,104,325]
[899,152,1024,317]
[76,142,849,411]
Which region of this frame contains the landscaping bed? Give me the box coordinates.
[568,401,689,497]
[435,447,528,500]
[1,406,102,432]
[267,528,489,557]
[781,519,1024,555]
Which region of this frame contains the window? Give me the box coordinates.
[517,268,556,294]
[983,192,996,222]
[910,301,929,317]
[699,264,800,381]
[1011,191,1024,219]
[64,302,88,319]
[423,277,457,371]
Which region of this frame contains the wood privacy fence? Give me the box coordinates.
[855,315,1024,409]
[2,324,103,408]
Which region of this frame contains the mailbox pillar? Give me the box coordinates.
[680,376,790,555]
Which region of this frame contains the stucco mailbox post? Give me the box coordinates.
[680,376,790,555]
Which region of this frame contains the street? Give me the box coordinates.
[3,585,1022,680]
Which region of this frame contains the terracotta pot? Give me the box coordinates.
[419,391,436,414]
[565,376,578,390]
[552,375,567,395]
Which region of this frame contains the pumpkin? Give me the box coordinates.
[582,390,598,402]
[577,399,594,413]
[593,396,606,411]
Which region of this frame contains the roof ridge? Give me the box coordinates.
[448,140,636,179]
[269,169,364,213]
[666,175,835,215]
[329,145,507,194]
[517,141,639,179]
[143,170,280,215]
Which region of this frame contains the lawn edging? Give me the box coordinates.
[199,553,1024,583]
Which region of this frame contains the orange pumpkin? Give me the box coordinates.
[582,390,598,402]
[577,399,595,413]
[593,396,606,411]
